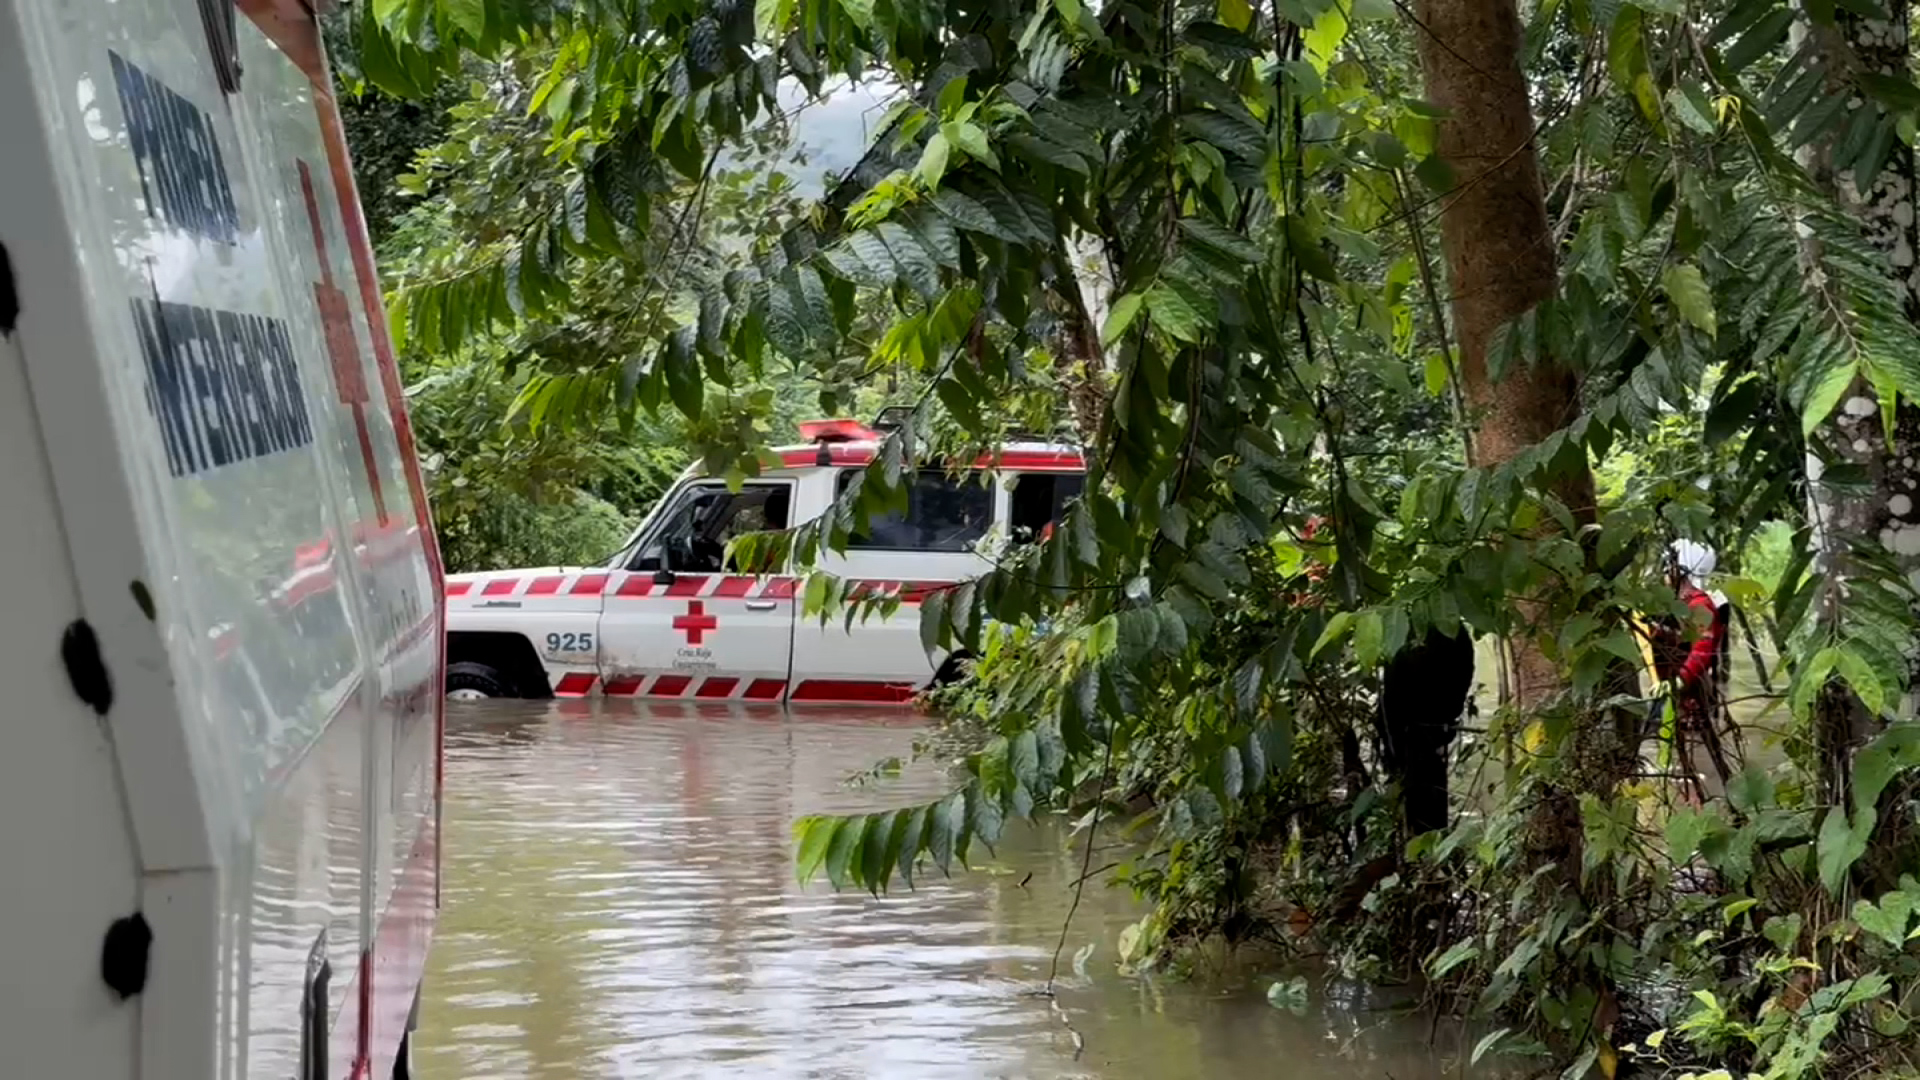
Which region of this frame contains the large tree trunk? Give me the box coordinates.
[1412,0,1598,709]
[1051,231,1112,446]
[1800,9,1920,834]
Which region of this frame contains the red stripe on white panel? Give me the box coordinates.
[695,677,739,699]
[665,575,709,597]
[570,573,610,595]
[789,680,918,703]
[744,678,787,701]
[553,672,598,696]
[714,576,756,598]
[481,578,519,596]
[526,576,564,596]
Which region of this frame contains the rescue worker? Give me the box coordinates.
[1294,514,1474,837]
[1646,539,1735,800]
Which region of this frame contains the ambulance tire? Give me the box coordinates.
[446,661,516,699]
[933,652,975,687]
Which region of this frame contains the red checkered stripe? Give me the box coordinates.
[551,671,918,704]
[446,572,950,602]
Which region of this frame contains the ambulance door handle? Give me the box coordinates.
[745,600,779,611]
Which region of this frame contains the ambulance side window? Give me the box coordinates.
[630,482,791,572]
[1008,472,1086,544]
[837,470,992,552]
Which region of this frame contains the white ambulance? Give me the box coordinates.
[0,0,444,1075]
[445,419,1085,704]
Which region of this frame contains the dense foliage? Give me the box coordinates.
[347,0,1920,1070]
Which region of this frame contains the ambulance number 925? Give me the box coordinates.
[545,631,596,656]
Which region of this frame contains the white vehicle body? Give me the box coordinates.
[445,423,1085,704]
[0,0,445,1074]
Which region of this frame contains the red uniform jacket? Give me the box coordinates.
[1654,583,1727,692]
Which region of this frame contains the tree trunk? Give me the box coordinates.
[1412,0,1597,709]
[1051,232,1112,446]
[1800,9,1920,846]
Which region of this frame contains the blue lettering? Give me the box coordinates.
[129,299,314,475]
[108,51,239,245]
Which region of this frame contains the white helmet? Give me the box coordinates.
[1669,539,1716,589]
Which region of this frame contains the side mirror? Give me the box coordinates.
[652,569,676,586]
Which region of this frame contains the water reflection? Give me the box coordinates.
[417,700,1476,1079]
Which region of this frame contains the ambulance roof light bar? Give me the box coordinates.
[796,418,881,467]
[796,418,880,444]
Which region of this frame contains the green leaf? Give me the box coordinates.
[1471,1028,1512,1067]
[928,791,962,873]
[894,805,928,887]
[960,776,1006,853]
[937,74,969,118]
[944,121,998,171]
[1799,355,1856,436]
[794,816,835,882]
[663,328,703,421]
[1285,217,1338,281]
[1312,611,1355,658]
[1009,729,1041,792]
[1817,806,1870,895]
[440,0,485,40]
[1834,646,1887,717]
[1219,0,1252,30]
[824,814,866,889]
[1353,610,1384,670]
[919,586,950,655]
[859,811,894,893]
[1666,83,1717,135]
[1147,283,1206,343]
[1762,913,1802,953]
[1431,940,1481,978]
[1661,263,1716,338]
[1854,894,1913,948]
[1423,352,1450,396]
[1665,806,1714,863]
[1103,293,1145,345]
[1177,217,1262,264]
[917,131,953,186]
[1724,8,1793,71]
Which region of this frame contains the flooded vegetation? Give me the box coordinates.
[416,702,1478,1078]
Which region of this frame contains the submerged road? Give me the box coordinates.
[416,701,1476,1079]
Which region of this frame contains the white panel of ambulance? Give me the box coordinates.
[0,0,442,1075]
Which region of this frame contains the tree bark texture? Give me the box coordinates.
[1051,232,1112,447]
[1800,8,1920,812]
[1413,0,1598,709]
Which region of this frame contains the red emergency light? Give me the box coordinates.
[797,418,880,444]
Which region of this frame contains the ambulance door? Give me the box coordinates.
[791,469,995,703]
[599,479,796,700]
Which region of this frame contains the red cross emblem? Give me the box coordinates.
[298,159,388,526]
[673,600,718,646]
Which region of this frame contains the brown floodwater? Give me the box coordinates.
[414,701,1484,1079]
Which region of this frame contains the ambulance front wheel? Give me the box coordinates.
[446,660,515,700]
[933,651,976,687]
